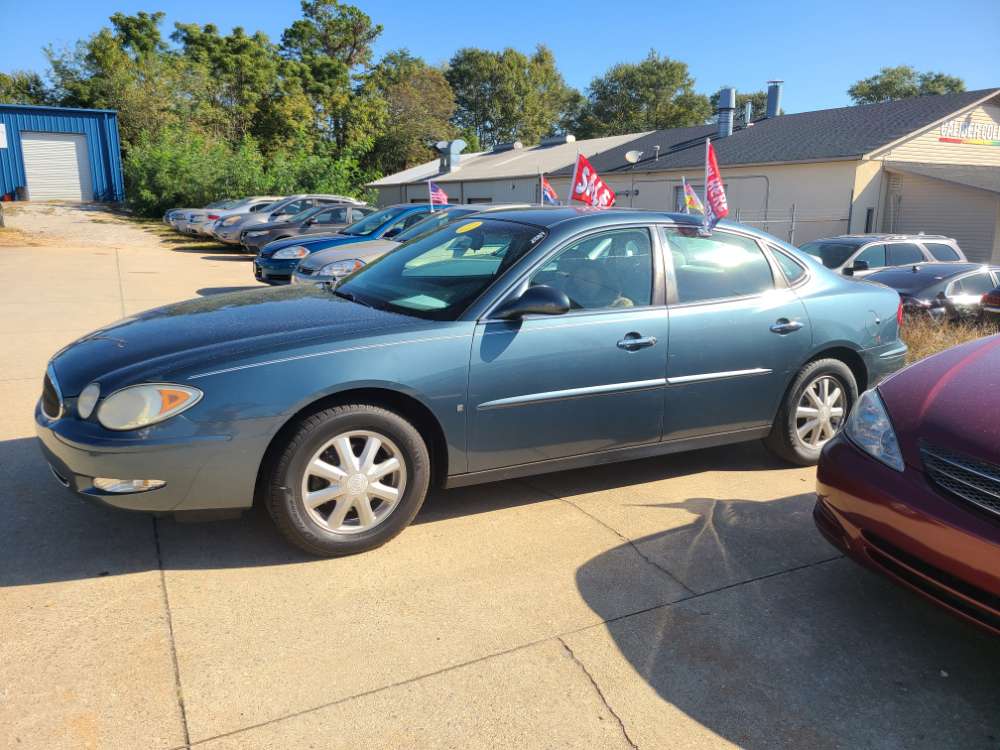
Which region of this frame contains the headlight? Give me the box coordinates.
[97,384,203,431]
[844,388,904,471]
[77,382,101,419]
[273,246,310,260]
[222,216,242,226]
[319,259,365,278]
[246,230,268,237]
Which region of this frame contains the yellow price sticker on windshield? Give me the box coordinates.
[455,221,482,234]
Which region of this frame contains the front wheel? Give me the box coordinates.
[265,404,431,556]
[764,358,858,466]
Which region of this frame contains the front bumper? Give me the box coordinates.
[35,402,244,513]
[242,232,276,253]
[254,256,297,284]
[815,434,1000,634]
[215,226,245,245]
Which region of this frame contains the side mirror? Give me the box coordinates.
[493,285,571,319]
[843,259,869,277]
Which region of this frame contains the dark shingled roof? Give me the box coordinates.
[553,88,1000,176]
[885,161,1000,195]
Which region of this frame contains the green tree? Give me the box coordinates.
[848,65,965,104]
[366,50,456,174]
[572,51,711,137]
[446,45,577,147]
[0,71,51,105]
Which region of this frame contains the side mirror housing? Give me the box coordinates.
[843,259,869,277]
[493,285,571,319]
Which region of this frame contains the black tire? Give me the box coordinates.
[265,403,431,556]
[763,358,859,466]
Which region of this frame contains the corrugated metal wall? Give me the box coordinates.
[0,105,124,202]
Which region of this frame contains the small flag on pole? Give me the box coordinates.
[427,180,448,210]
[569,153,616,208]
[681,177,704,215]
[540,175,560,205]
[703,139,729,232]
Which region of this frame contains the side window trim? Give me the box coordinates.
[766,244,809,288]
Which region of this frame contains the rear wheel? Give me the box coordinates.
[764,358,858,466]
[265,404,430,556]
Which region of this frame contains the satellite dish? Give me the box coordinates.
[624,150,643,164]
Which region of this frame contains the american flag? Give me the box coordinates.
[427,181,448,205]
[540,175,559,205]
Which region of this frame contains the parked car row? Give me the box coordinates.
[41,208,999,635]
[163,193,373,249]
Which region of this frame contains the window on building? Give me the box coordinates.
[924,242,961,262]
[855,244,887,269]
[887,243,924,266]
[663,228,773,303]
[948,273,995,296]
[530,228,653,309]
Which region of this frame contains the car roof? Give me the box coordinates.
[866,262,992,288]
[806,233,955,245]
[466,206,711,229]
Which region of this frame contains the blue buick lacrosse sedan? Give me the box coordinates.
[37,208,907,556]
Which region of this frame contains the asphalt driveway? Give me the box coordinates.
[1,205,997,750]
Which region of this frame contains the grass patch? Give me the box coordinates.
[902,315,996,365]
[0,225,41,247]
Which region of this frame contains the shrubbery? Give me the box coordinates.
[124,129,373,216]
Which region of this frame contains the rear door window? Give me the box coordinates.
[855,244,887,269]
[924,242,961,261]
[315,207,348,224]
[887,243,924,266]
[663,228,773,303]
[948,273,995,296]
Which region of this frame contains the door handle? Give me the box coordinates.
[770,318,803,335]
[617,332,657,351]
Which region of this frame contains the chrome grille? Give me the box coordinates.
[922,444,1000,519]
[41,366,63,419]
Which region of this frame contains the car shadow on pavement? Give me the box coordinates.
[573,497,1000,749]
[2,437,798,587]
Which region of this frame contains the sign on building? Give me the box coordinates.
[0,124,7,149]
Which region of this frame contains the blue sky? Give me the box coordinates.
[2,0,998,113]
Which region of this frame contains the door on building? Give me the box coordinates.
[21,132,93,202]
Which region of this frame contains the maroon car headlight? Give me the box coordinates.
[844,389,904,471]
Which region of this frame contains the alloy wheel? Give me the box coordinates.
[300,430,407,534]
[794,375,846,449]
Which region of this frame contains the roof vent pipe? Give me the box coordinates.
[717,87,736,138]
[434,139,467,173]
[743,101,753,125]
[766,80,783,118]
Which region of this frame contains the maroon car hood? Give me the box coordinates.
[879,335,1000,468]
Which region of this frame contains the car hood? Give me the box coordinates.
[244,219,301,233]
[879,335,1000,468]
[299,239,399,270]
[260,233,368,258]
[49,286,425,396]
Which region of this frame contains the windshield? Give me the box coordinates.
[799,241,859,269]
[392,208,479,243]
[336,218,546,320]
[341,206,411,236]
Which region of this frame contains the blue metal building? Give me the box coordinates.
[0,104,124,203]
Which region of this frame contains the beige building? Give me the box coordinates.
[370,87,1000,262]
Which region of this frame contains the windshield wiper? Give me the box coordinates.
[333,289,375,309]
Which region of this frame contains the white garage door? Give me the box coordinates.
[21,132,94,202]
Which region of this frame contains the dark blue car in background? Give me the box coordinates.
[253,203,443,284]
[38,208,906,557]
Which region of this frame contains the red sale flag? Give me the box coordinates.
[703,138,729,231]
[569,153,616,208]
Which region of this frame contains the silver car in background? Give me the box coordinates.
[212,194,365,247]
[241,204,375,254]
[799,233,967,277]
[192,197,281,237]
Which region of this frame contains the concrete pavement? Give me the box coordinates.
[1,204,997,749]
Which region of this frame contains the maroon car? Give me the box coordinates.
[815,335,1000,634]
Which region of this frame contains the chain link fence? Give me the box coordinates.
[733,205,850,246]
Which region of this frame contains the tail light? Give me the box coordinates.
[207,214,220,220]
[983,290,1000,309]
[896,297,904,327]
